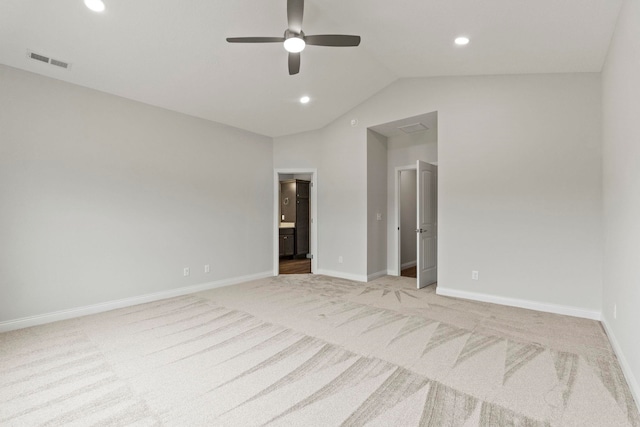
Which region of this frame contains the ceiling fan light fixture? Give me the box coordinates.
[284,36,306,53]
[226,0,360,75]
[84,0,105,12]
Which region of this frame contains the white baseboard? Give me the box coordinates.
[316,269,367,283]
[367,270,388,282]
[601,316,640,413]
[0,271,273,333]
[401,260,417,269]
[436,286,602,320]
[387,269,399,276]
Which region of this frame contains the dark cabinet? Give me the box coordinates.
[295,195,309,256]
[296,182,310,198]
[280,179,310,259]
[279,228,295,256]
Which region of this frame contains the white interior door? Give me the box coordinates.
[417,161,437,289]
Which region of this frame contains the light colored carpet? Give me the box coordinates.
[1,274,638,426]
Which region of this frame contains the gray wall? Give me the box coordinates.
[366,130,388,277]
[0,65,274,322]
[602,0,640,405]
[274,125,368,280]
[275,73,603,314]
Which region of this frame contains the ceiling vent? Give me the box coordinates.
[27,50,71,70]
[398,122,429,134]
[50,58,69,69]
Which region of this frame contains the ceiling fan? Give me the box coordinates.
[226,0,361,75]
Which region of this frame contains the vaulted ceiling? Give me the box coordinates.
[0,0,623,137]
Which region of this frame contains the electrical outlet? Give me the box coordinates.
[472,270,479,280]
[183,267,190,277]
[376,213,382,221]
[614,304,617,320]
[204,264,210,273]
[338,256,343,264]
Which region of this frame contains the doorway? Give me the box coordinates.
[398,169,417,278]
[273,169,318,276]
[368,111,438,288]
[395,162,438,288]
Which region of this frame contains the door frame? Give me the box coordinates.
[273,168,318,276]
[394,165,417,277]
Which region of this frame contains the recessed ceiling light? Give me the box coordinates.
[455,36,470,46]
[284,37,306,53]
[300,96,310,104]
[84,0,105,12]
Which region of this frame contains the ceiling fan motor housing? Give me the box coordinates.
[284,29,305,40]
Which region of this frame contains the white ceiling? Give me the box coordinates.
[0,0,623,137]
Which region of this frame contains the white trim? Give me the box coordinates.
[274,169,318,276]
[436,286,602,320]
[387,269,399,276]
[367,270,388,281]
[401,260,417,269]
[601,316,640,412]
[0,271,272,333]
[316,269,367,283]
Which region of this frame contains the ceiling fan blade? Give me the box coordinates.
[288,52,301,75]
[287,0,304,33]
[305,35,361,47]
[226,37,285,43]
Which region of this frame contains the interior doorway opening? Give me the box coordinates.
[394,162,438,287]
[273,169,318,276]
[399,169,418,278]
[368,111,438,288]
